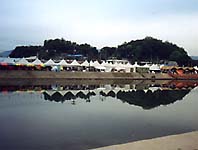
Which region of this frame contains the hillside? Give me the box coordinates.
[101,37,191,65]
[9,37,192,66]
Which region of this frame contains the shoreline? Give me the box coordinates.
[0,70,173,80]
[1,70,198,82]
[92,131,198,150]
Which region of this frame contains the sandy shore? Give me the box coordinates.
[92,131,198,150]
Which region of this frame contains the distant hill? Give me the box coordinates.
[9,37,192,66]
[191,56,198,60]
[0,50,12,57]
[100,37,191,66]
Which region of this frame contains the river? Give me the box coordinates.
[0,80,198,150]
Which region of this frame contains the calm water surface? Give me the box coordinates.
[0,81,198,150]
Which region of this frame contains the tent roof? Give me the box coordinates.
[70,60,80,66]
[90,60,101,67]
[0,57,19,65]
[44,59,56,66]
[125,62,133,68]
[194,66,198,70]
[17,58,29,65]
[132,62,141,68]
[32,58,44,65]
[149,64,160,71]
[81,60,89,67]
[25,56,37,60]
[57,59,68,66]
[101,61,108,66]
[143,64,150,68]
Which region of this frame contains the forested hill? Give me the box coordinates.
[9,39,98,60]
[9,37,192,65]
[100,37,191,65]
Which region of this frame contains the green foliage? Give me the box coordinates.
[9,37,191,66]
[101,37,191,65]
[10,38,98,60]
[9,46,42,58]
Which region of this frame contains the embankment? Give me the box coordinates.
[0,70,172,80]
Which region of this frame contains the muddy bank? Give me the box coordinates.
[0,70,172,80]
[0,78,172,87]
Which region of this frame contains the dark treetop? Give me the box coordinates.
[9,37,192,66]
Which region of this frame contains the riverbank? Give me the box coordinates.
[0,70,172,80]
[92,131,198,150]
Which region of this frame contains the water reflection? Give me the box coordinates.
[0,80,198,150]
[1,80,197,110]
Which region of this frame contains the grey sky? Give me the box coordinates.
[0,0,198,55]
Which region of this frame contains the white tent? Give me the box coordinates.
[194,66,198,71]
[81,60,90,67]
[125,62,133,68]
[131,62,141,73]
[148,87,161,93]
[100,61,113,72]
[1,58,17,65]
[149,64,161,71]
[124,62,133,72]
[132,62,141,68]
[90,60,100,67]
[57,59,68,66]
[44,59,56,66]
[32,58,44,66]
[70,60,81,66]
[95,65,106,70]
[91,61,106,70]
[89,60,95,67]
[114,63,126,70]
[17,58,29,65]
[25,56,37,60]
[101,61,108,67]
[143,63,150,68]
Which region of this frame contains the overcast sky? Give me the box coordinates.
[0,0,198,55]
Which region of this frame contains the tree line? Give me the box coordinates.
[9,37,193,66]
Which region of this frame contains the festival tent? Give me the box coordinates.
[57,59,68,66]
[25,56,37,60]
[194,66,198,71]
[114,62,126,71]
[70,60,81,66]
[132,62,141,68]
[31,58,44,66]
[89,60,94,66]
[124,62,133,72]
[143,63,150,68]
[91,61,106,70]
[101,61,113,72]
[149,64,161,71]
[44,59,56,66]
[16,58,29,65]
[125,62,133,68]
[101,61,108,67]
[131,62,141,73]
[80,60,90,67]
[95,65,106,70]
[0,57,19,65]
[148,87,162,93]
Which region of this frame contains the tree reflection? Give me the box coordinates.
[0,81,197,110]
[43,88,191,109]
[116,89,191,109]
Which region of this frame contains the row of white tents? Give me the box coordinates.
[0,57,177,73]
